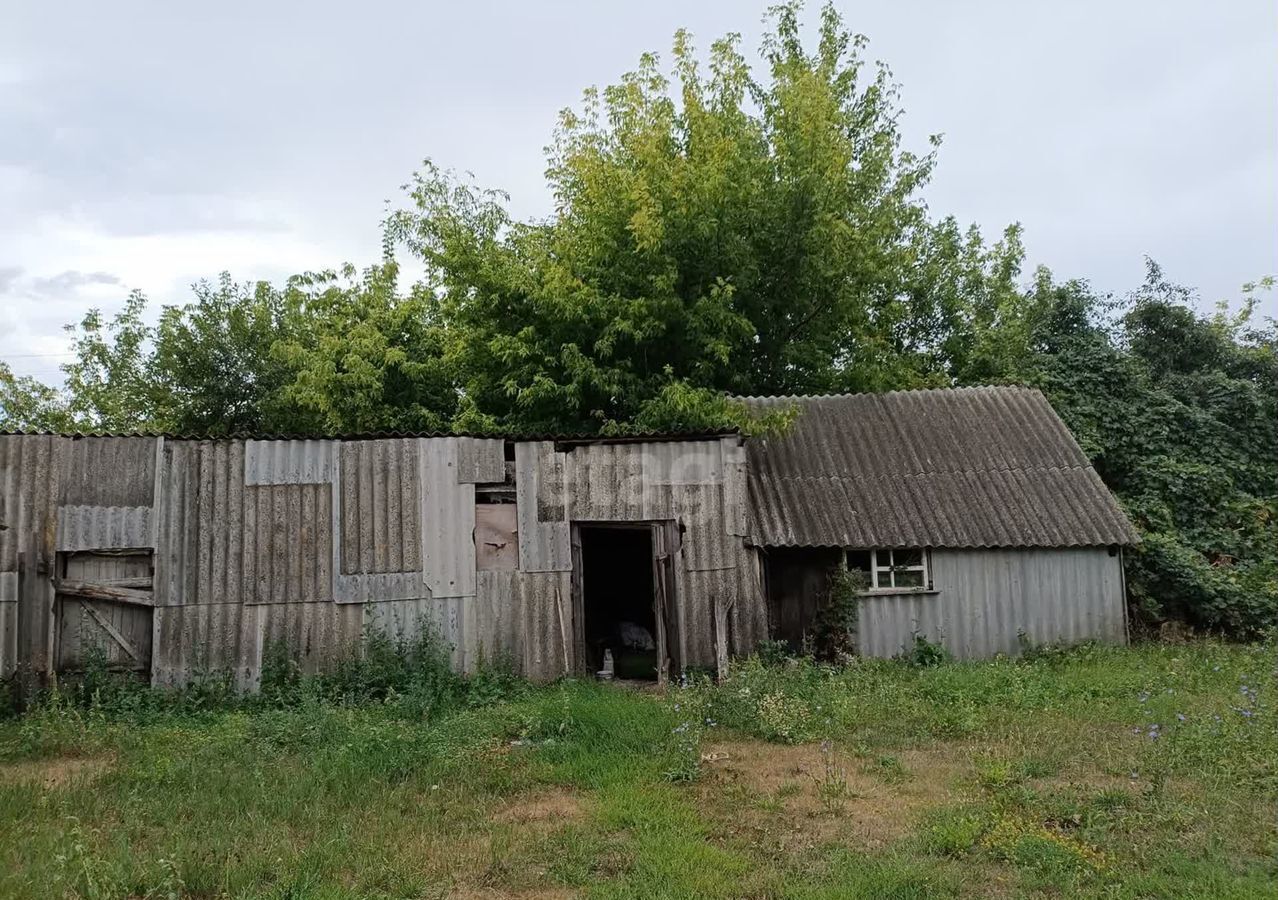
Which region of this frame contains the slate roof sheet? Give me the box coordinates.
[742,386,1138,548]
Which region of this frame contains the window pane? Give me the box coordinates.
[895,548,923,568]
[873,567,892,590]
[895,569,924,588]
[846,550,872,573]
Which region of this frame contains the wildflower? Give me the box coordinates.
[1137,692,1149,703]
[1175,713,1186,722]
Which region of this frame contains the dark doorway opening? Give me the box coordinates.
[579,525,658,680]
[764,547,843,652]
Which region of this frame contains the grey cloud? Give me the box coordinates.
[28,270,121,296]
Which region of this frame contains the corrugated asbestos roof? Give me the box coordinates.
[742,386,1138,549]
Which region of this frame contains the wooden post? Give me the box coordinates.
[712,595,733,683]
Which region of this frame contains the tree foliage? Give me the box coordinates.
[387,4,1021,431]
[1007,267,1277,636]
[0,3,1272,635]
[1,263,454,437]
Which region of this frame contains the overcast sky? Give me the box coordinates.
[3,1,1275,383]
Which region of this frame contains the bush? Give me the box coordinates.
[811,568,864,661]
[754,639,794,668]
[901,634,948,667]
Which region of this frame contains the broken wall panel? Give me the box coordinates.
[475,504,518,571]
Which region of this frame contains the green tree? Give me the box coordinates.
[390,2,1019,432]
[0,262,459,437]
[149,274,303,435]
[272,262,458,433]
[59,291,158,431]
[0,362,76,432]
[1011,266,1277,636]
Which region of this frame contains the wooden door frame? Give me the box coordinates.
[569,520,679,686]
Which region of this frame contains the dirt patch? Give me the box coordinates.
[0,755,113,790]
[697,740,974,851]
[492,789,587,832]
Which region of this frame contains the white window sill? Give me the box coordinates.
[859,588,941,597]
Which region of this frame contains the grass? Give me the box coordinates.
[0,638,1274,898]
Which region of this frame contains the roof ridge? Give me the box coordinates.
[737,384,1040,402]
[757,463,1102,480]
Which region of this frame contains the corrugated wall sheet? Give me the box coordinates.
[0,435,61,678]
[156,440,335,607]
[857,547,1126,659]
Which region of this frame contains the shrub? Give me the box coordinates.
[811,568,864,661]
[902,634,948,667]
[754,639,794,668]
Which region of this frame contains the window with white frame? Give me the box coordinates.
[846,548,930,591]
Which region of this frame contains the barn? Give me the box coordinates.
[0,386,1137,691]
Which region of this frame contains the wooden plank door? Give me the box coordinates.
[55,550,154,674]
[651,521,681,686]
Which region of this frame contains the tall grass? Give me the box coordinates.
[0,638,1273,898]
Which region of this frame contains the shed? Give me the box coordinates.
[0,386,1139,690]
[0,431,764,689]
[743,386,1139,658]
